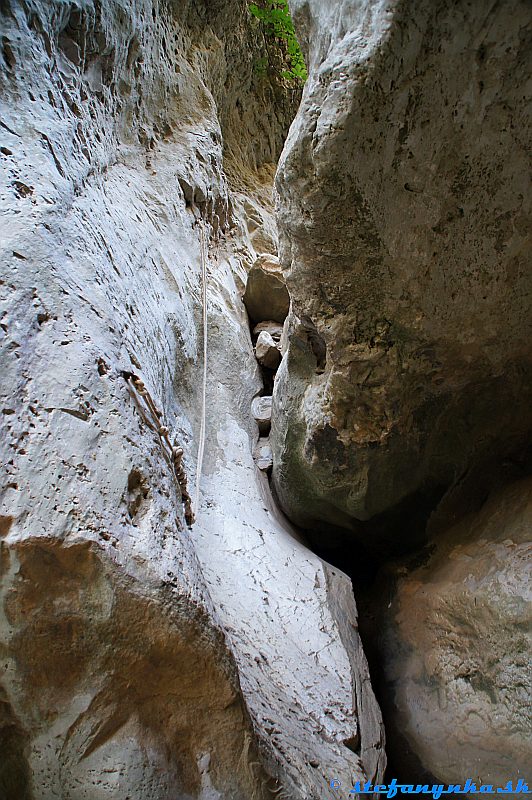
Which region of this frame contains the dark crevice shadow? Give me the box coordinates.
[306,445,532,784]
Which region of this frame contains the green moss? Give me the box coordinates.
[248,1,307,82]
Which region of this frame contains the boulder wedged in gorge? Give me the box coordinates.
[0,0,384,797]
[251,395,272,434]
[243,254,290,324]
[255,330,282,369]
[373,478,532,784]
[272,0,532,534]
[253,321,284,341]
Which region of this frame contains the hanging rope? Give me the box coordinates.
[123,371,195,526]
[194,221,208,517]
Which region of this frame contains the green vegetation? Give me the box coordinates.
[248,1,307,82]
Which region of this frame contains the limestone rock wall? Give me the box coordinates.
[0,0,384,797]
[273,0,532,533]
[374,478,532,784]
[271,0,532,785]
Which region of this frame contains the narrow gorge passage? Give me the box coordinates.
[182,195,387,797]
[241,243,531,786]
[1,0,531,798]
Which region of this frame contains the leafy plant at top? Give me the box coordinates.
[249,1,307,82]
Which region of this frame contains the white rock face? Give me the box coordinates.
[195,418,384,792]
[0,0,384,797]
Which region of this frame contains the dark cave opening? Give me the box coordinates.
[313,532,440,785]
[308,485,447,785]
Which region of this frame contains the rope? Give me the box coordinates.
[123,371,195,526]
[194,222,208,517]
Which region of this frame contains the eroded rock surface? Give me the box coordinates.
[374,478,532,784]
[0,0,384,797]
[272,0,532,532]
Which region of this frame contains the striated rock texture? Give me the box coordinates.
[272,0,532,534]
[374,478,532,784]
[0,0,384,797]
